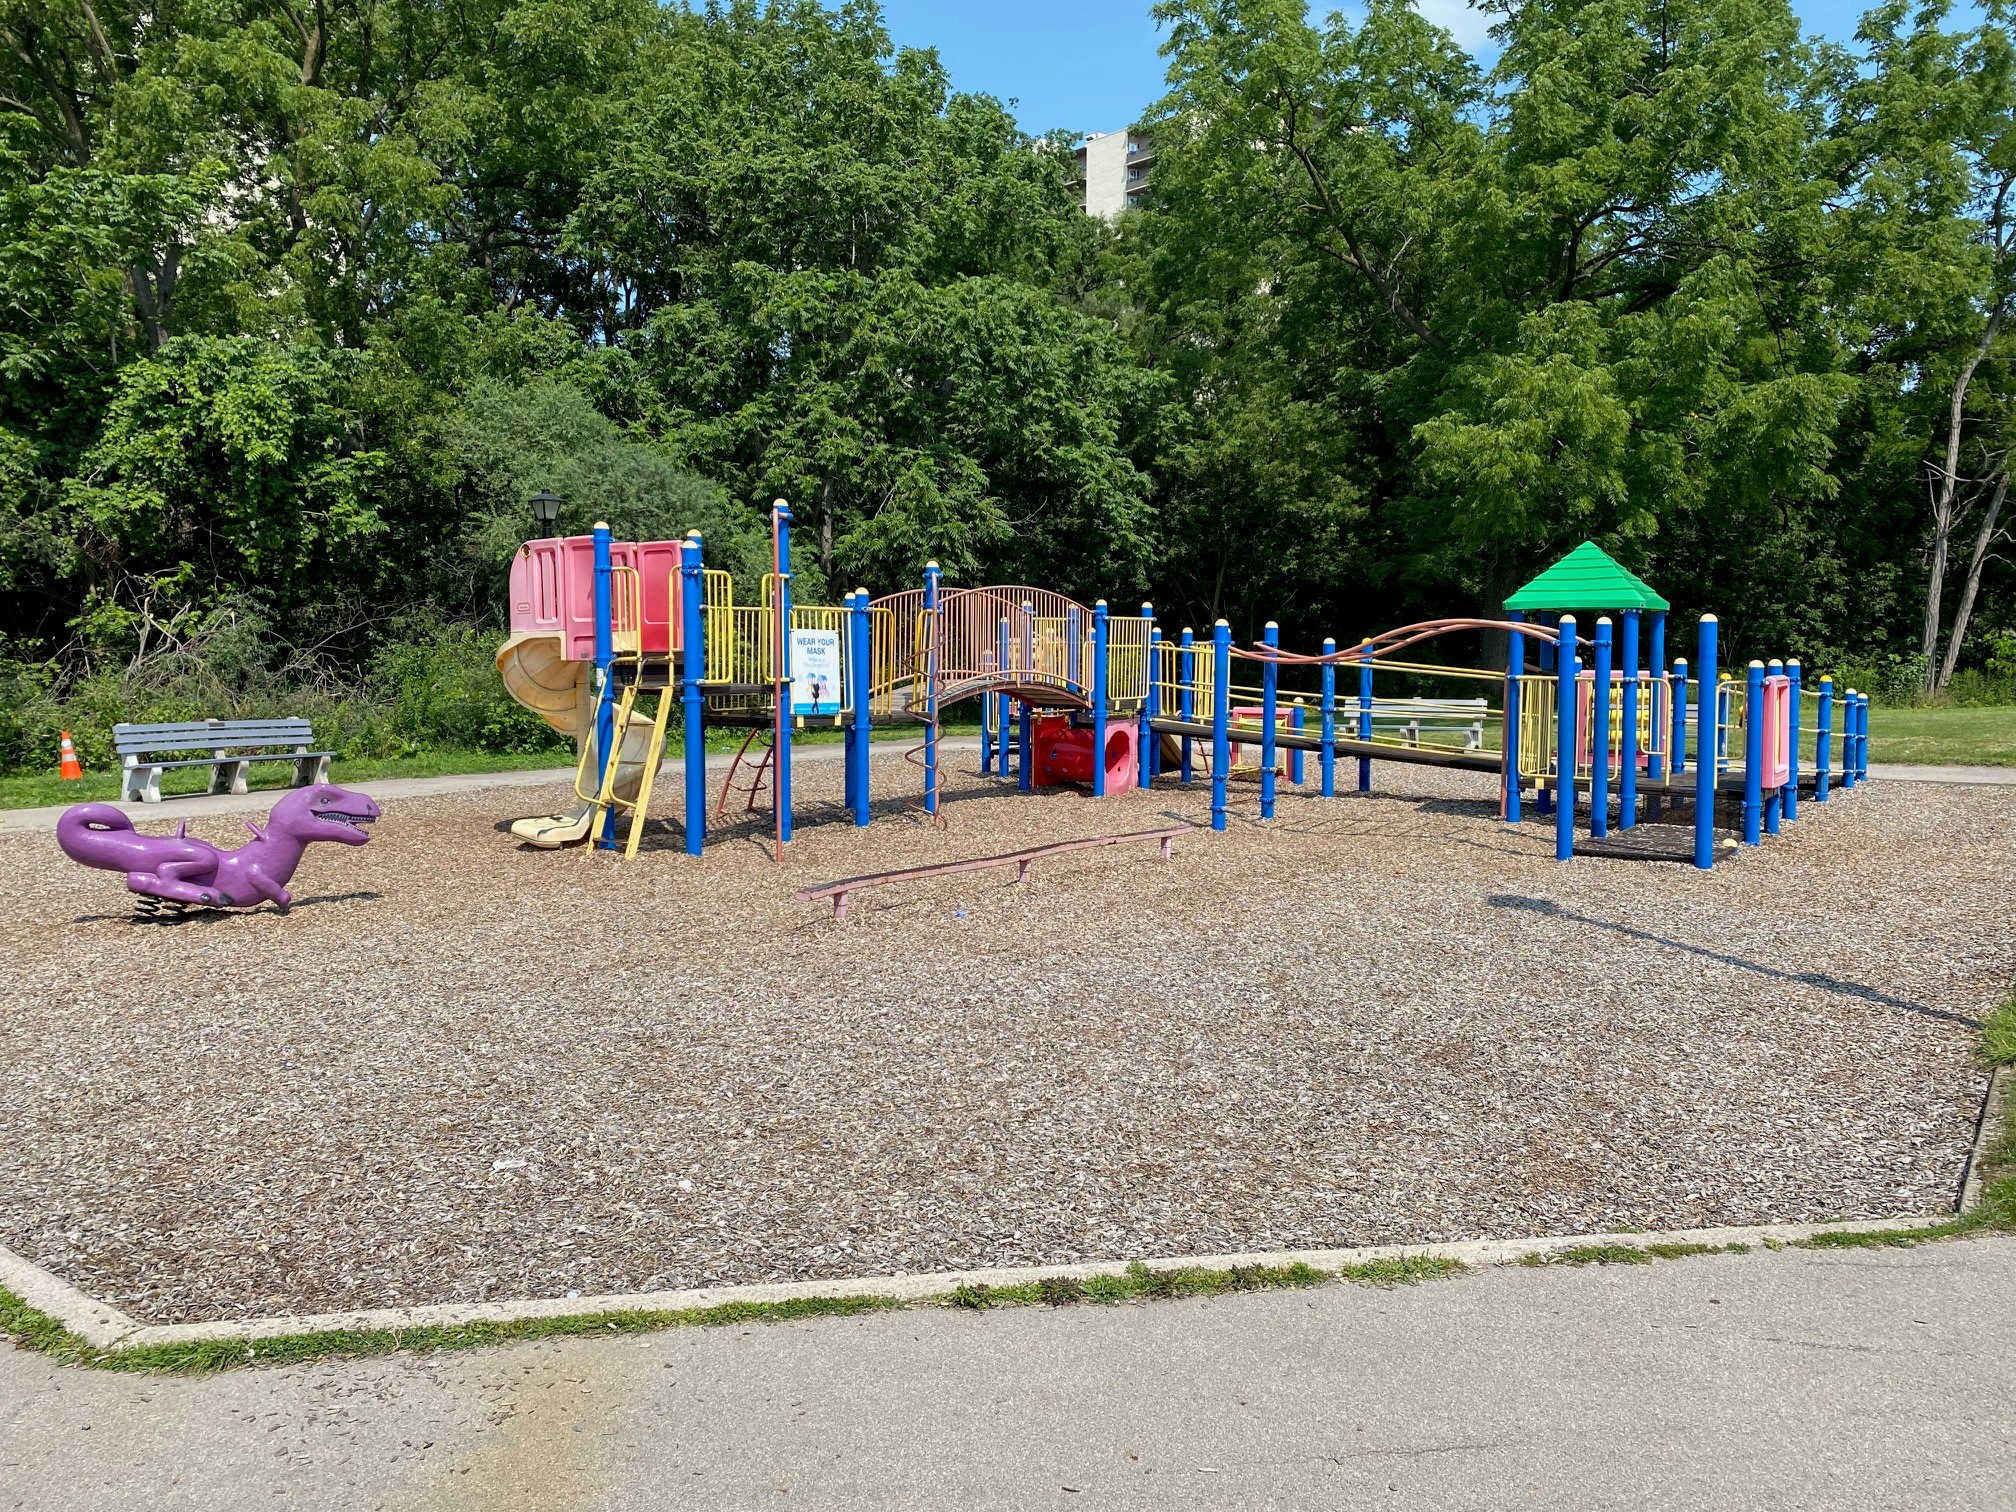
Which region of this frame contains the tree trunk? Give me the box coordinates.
[1938,468,2009,688]
[1923,303,2005,691]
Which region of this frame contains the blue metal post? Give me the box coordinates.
[1591,617,1613,840]
[1291,701,1306,785]
[849,589,872,826]
[923,561,941,816]
[1091,600,1109,798]
[1619,609,1640,830]
[1018,699,1033,793]
[1857,693,1870,782]
[1840,689,1857,790]
[1211,620,1231,831]
[1142,604,1157,788]
[1320,638,1338,799]
[1259,621,1279,819]
[679,534,706,856]
[1357,640,1374,793]
[1671,657,1689,778]
[1742,661,1764,845]
[1692,618,1718,869]
[1505,611,1523,824]
[842,588,859,817]
[1785,660,1801,823]
[1179,628,1196,784]
[591,522,617,849]
[1648,611,1667,787]
[997,617,1013,782]
[1815,676,1833,802]
[978,678,993,775]
[773,504,794,845]
[1555,615,1577,861]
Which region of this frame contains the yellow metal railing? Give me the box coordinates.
[609,565,642,658]
[1105,615,1150,710]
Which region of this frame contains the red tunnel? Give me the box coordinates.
[1032,716,1138,794]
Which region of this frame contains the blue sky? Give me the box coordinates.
[877,0,1940,140]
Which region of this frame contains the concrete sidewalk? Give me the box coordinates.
[2,1236,2010,1511]
[0,741,988,837]
[1866,763,2016,785]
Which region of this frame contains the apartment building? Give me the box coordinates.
[1070,129,1153,218]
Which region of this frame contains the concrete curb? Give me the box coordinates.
[1961,1064,2014,1215]
[0,1243,140,1343]
[0,1213,1956,1356]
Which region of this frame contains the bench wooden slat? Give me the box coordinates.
[111,718,330,802]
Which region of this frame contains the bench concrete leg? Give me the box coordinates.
[124,763,162,804]
[293,752,330,787]
[209,759,250,795]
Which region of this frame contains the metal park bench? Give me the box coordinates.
[113,719,334,804]
[1374,696,1488,750]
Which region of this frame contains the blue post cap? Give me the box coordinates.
[1596,615,1612,624]
[594,520,609,531]
[1142,601,1153,611]
[1820,673,1832,684]
[1323,636,1336,647]
[1096,599,1108,608]
[1750,659,1765,668]
[1767,658,1783,669]
[1787,658,1800,668]
[773,498,791,515]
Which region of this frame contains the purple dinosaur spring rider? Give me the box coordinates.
[57,783,380,918]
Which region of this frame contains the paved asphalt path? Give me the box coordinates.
[2,1235,2009,1511]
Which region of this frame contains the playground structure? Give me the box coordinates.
[496,516,1870,871]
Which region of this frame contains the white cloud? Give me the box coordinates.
[1410,0,1498,56]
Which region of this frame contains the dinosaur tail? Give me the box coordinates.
[56,804,156,874]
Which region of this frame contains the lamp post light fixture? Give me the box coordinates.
[529,491,562,538]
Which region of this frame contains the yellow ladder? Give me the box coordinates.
[585,683,675,859]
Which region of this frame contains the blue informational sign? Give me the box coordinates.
[791,628,843,716]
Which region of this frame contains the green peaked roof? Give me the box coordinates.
[1504,541,1669,613]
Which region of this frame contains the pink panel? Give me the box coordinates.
[634,540,681,654]
[560,536,599,660]
[508,535,686,660]
[1760,676,1791,788]
[508,540,567,635]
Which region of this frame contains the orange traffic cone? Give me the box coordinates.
[58,731,83,781]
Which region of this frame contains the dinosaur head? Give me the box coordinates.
[268,783,381,846]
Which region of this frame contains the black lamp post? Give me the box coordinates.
[529,491,562,539]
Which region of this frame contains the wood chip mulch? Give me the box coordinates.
[2,753,2007,1325]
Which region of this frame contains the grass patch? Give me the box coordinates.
[1866,704,2016,767]
[1981,995,2016,1069]
[0,1288,905,1377]
[938,1260,1345,1313]
[1337,1255,1466,1286]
